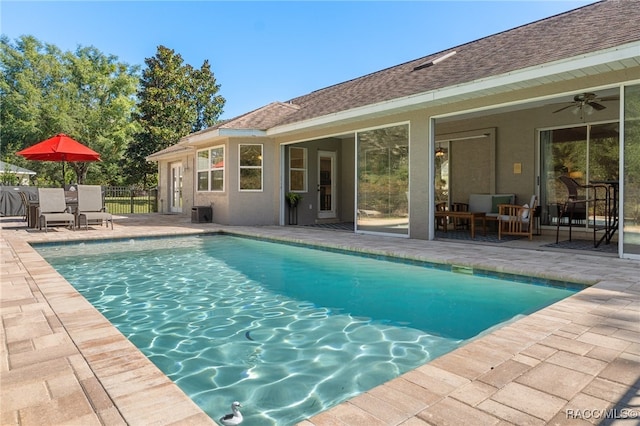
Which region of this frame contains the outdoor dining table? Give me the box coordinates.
[26,191,78,229]
[435,210,487,238]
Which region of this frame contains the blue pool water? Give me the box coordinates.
[36,234,580,425]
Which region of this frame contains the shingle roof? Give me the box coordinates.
[201,0,640,134]
[149,102,301,158]
[274,0,640,126]
[216,102,300,130]
[0,161,36,175]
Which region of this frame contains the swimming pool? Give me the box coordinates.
[36,234,581,425]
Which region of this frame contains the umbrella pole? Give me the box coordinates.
[62,161,65,186]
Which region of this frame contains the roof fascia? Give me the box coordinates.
[0,169,36,175]
[182,128,221,144]
[219,129,268,138]
[267,41,640,136]
[183,128,267,145]
[146,146,195,162]
[149,128,268,161]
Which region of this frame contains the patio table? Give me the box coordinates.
[435,211,487,238]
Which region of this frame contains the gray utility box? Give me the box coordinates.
[191,206,212,223]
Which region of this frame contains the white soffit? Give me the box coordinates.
[146,145,194,162]
[218,129,268,137]
[183,129,221,144]
[183,128,267,145]
[268,41,640,136]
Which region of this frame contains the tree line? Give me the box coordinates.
[0,35,225,187]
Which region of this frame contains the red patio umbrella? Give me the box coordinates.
[16,133,101,183]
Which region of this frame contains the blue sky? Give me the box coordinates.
[2,1,595,120]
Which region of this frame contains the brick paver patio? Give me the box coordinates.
[1,214,638,425]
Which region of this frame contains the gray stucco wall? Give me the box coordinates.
[153,68,634,237]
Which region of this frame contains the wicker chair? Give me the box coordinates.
[554,176,611,244]
[18,191,29,222]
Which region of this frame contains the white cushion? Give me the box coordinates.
[521,204,530,219]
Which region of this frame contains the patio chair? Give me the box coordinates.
[77,185,113,230]
[497,195,537,240]
[555,176,602,243]
[451,202,469,230]
[38,188,75,232]
[435,202,448,231]
[555,176,610,245]
[18,191,29,222]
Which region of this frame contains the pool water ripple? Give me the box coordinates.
[36,234,578,425]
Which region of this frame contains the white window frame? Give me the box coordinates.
[196,145,225,192]
[239,144,263,192]
[289,146,307,192]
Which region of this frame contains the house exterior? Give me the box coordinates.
[148,0,640,259]
[0,160,36,185]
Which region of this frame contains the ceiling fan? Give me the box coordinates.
[552,92,619,119]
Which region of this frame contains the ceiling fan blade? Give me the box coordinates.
[589,101,607,111]
[553,104,576,113]
[597,95,619,102]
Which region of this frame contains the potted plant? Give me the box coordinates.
[285,192,303,225]
[285,192,303,207]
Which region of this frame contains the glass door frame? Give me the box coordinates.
[538,120,619,232]
[621,83,640,259]
[170,162,183,213]
[317,151,336,219]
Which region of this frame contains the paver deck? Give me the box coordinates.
[1,214,638,425]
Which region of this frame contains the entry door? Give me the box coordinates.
[170,162,183,213]
[318,151,336,219]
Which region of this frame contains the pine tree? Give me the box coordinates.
[124,46,225,186]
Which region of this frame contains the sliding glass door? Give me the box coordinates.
[356,124,409,235]
[623,85,640,257]
[540,122,619,229]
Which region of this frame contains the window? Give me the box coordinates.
[289,147,307,192]
[239,144,263,191]
[197,146,224,191]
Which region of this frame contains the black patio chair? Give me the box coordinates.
[555,176,607,244]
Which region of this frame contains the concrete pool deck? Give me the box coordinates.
[1,214,638,425]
